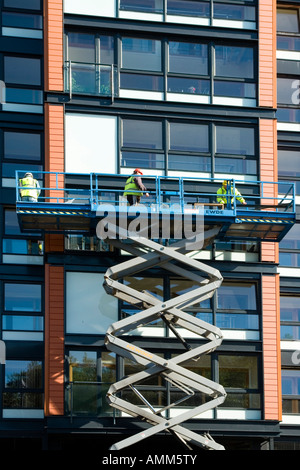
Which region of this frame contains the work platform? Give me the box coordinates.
[15,171,295,243]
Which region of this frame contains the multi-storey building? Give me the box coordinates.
[0,0,299,452]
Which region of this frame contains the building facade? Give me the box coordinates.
[0,0,299,451]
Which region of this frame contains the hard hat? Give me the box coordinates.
[25,172,33,177]
[222,180,228,185]
[134,168,143,175]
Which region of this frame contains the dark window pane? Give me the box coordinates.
[216,126,255,156]
[280,296,300,322]
[5,283,42,312]
[168,76,210,95]
[4,0,41,9]
[170,123,209,152]
[219,355,258,389]
[277,78,299,105]
[2,162,42,178]
[278,149,300,178]
[5,88,43,104]
[4,57,41,86]
[216,313,259,330]
[282,370,300,395]
[120,0,163,13]
[5,360,42,388]
[168,154,211,172]
[214,81,256,98]
[121,151,164,169]
[277,36,300,52]
[215,46,254,79]
[277,107,300,123]
[167,0,210,17]
[279,223,300,249]
[169,42,208,75]
[2,12,42,29]
[277,9,299,33]
[120,72,163,91]
[68,33,95,63]
[122,38,162,71]
[3,315,43,331]
[215,157,257,175]
[4,132,41,160]
[217,282,257,310]
[214,3,255,21]
[123,119,162,149]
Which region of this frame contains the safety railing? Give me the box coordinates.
[64,61,118,100]
[16,171,296,215]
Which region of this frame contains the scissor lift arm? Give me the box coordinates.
[103,225,226,451]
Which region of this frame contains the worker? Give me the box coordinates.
[217,180,246,206]
[19,172,41,202]
[123,169,149,206]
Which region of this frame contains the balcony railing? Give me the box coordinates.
[64,61,118,99]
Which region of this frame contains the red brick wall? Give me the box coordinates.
[259,0,277,108]
[45,265,64,415]
[44,0,64,92]
[262,274,282,420]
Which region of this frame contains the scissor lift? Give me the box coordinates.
[16,172,296,451]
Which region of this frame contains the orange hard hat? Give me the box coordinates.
[134,168,143,175]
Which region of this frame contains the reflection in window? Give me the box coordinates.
[215,46,254,79]
[120,0,163,13]
[277,9,299,33]
[217,282,257,310]
[4,283,42,312]
[66,351,116,417]
[3,360,43,410]
[4,131,41,161]
[123,119,162,149]
[4,0,41,8]
[122,37,162,71]
[169,41,208,75]
[167,0,210,17]
[282,369,300,414]
[4,56,41,86]
[278,149,300,179]
[280,295,300,340]
[214,2,255,21]
[277,78,300,106]
[216,126,255,156]
[170,123,209,152]
[219,355,260,409]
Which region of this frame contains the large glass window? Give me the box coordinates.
[4,56,41,86]
[282,369,300,414]
[219,355,260,409]
[3,360,43,411]
[65,351,116,417]
[122,37,162,71]
[4,282,42,312]
[279,223,300,267]
[280,295,300,341]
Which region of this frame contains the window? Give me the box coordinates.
[120,0,163,13]
[218,355,260,410]
[4,131,41,161]
[280,295,300,341]
[66,32,115,96]
[282,369,300,414]
[2,209,43,265]
[3,360,43,416]
[65,351,116,417]
[3,0,41,9]
[66,272,118,334]
[121,119,164,170]
[3,56,43,113]
[278,147,300,195]
[279,223,300,267]
[277,8,299,33]
[1,0,42,38]
[4,282,42,312]
[66,32,256,105]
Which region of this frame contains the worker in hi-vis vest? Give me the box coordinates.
[217,180,246,206]
[19,172,41,202]
[123,169,149,206]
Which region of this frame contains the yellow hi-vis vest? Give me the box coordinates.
[217,186,245,205]
[123,176,141,196]
[19,176,40,199]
